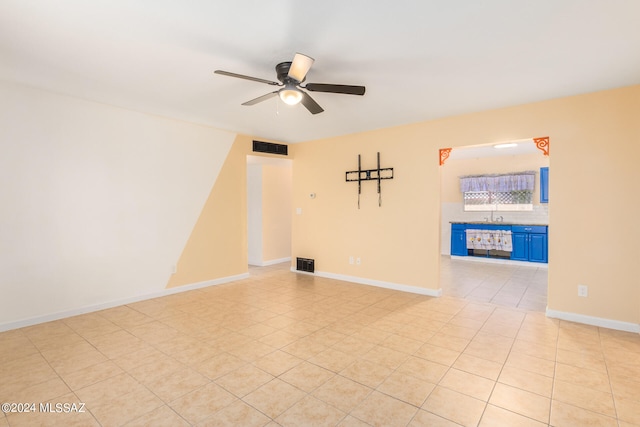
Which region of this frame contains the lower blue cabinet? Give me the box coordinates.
[511,232,529,261]
[511,225,548,263]
[450,224,468,256]
[529,233,548,263]
[451,223,547,263]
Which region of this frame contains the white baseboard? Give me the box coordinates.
[262,257,291,266]
[0,272,250,333]
[546,308,640,334]
[249,257,291,267]
[290,268,442,297]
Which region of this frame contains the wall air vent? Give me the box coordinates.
[296,257,315,273]
[253,140,288,156]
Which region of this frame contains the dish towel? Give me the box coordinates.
[482,231,492,250]
[466,229,483,250]
[496,230,513,252]
[465,229,513,251]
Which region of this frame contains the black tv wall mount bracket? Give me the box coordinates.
[345,152,394,208]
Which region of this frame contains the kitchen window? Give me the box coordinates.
[460,172,535,212]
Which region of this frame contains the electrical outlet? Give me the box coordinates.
[349,256,354,265]
[356,257,361,265]
[171,264,177,274]
[578,285,588,297]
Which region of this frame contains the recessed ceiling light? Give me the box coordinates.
[494,143,518,149]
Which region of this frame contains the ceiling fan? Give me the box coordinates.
[214,53,365,114]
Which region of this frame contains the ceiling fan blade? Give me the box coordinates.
[300,91,324,114]
[214,70,280,86]
[287,53,314,82]
[242,91,279,106]
[305,83,366,96]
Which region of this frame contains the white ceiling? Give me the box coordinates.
[1,1,639,143]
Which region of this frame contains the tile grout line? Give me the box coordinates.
[598,327,621,427]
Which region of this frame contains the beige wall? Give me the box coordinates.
[167,135,249,288]
[262,164,292,263]
[168,136,292,287]
[292,85,640,327]
[292,127,441,290]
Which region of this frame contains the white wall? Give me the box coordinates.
[0,81,236,329]
[247,163,263,265]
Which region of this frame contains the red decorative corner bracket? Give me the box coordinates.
[439,148,452,165]
[533,136,550,156]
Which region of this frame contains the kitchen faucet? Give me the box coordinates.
[486,211,504,222]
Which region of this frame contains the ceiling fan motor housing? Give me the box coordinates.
[276,62,298,83]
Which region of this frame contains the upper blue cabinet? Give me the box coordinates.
[540,167,549,203]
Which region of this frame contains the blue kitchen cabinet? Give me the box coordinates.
[451,223,547,263]
[511,231,529,261]
[540,167,549,203]
[511,226,548,263]
[450,224,468,256]
[529,233,548,263]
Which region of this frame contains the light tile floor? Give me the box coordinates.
[440,256,549,312]
[1,261,639,426]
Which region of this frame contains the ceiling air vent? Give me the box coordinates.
[253,140,288,156]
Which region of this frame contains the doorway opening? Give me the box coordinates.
[246,155,293,267]
[439,138,549,311]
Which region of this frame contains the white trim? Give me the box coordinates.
[261,257,291,267]
[0,273,250,332]
[546,308,640,334]
[450,255,548,269]
[290,268,442,297]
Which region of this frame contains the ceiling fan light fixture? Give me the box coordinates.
[279,87,303,105]
[288,53,314,82]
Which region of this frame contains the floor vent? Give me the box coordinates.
[296,257,315,273]
[253,140,288,156]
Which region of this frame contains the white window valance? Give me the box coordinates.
[460,171,535,193]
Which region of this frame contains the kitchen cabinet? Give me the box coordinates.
[450,223,547,263]
[540,167,549,203]
[511,232,528,261]
[529,233,548,263]
[511,225,548,263]
[450,224,468,256]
